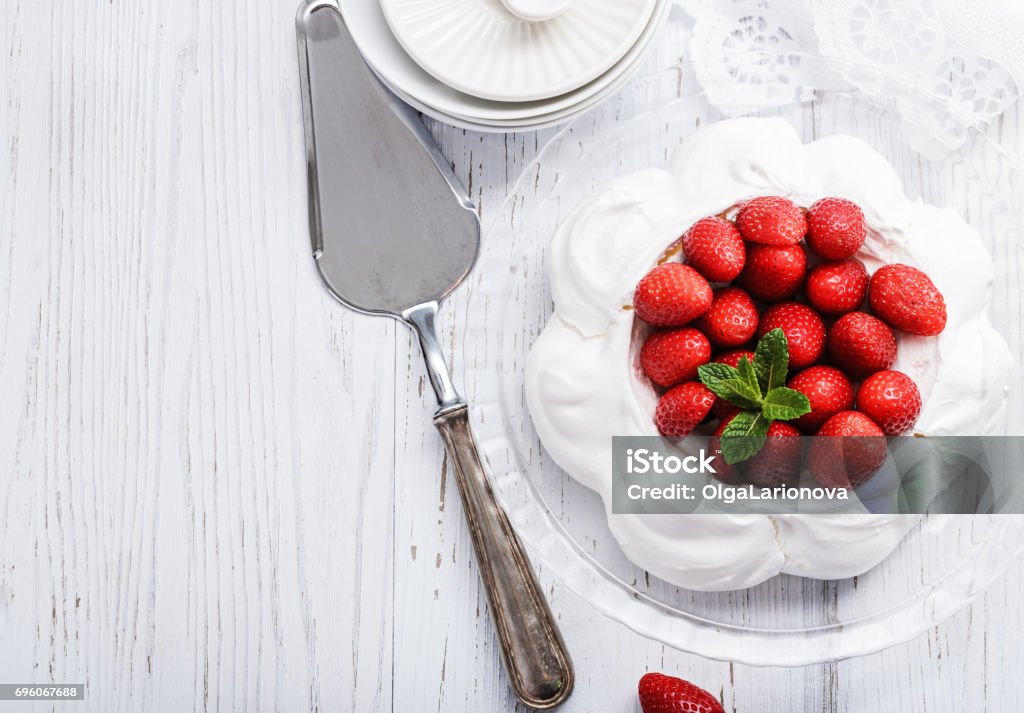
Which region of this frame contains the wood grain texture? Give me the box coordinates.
[0,2,1021,712]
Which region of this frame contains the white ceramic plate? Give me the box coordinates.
[340,0,666,122]
[372,0,669,132]
[379,0,657,102]
[378,50,637,132]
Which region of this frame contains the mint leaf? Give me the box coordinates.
[736,356,760,394]
[697,363,762,410]
[761,387,812,422]
[716,381,763,410]
[753,328,789,393]
[707,380,762,411]
[697,362,740,389]
[720,411,770,464]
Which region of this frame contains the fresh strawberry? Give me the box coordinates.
[809,411,887,489]
[756,302,826,370]
[806,197,867,260]
[826,312,897,379]
[713,349,756,368]
[736,196,807,245]
[708,413,742,483]
[856,369,922,436]
[737,243,807,302]
[694,287,758,348]
[787,366,855,434]
[655,382,715,438]
[709,350,755,419]
[868,264,947,336]
[638,673,725,713]
[634,263,713,327]
[682,217,746,283]
[804,258,869,316]
[640,328,712,388]
[746,421,803,487]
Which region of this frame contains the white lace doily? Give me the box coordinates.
[678,0,1024,157]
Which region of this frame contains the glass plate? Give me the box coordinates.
[463,54,1024,666]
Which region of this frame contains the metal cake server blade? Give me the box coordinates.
[295,2,574,708]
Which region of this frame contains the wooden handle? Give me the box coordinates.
[434,405,574,710]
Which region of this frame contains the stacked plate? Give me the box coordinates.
[340,0,671,132]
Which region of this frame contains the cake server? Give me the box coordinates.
[295,2,574,708]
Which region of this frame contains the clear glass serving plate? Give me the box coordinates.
[462,54,1024,666]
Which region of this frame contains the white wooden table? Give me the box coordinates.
[1,2,1022,711]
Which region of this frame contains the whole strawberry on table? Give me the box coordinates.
[638,672,725,713]
[632,195,947,487]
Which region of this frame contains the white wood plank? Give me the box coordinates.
[0,2,395,711]
[0,2,1021,712]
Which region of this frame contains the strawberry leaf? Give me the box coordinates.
[753,328,789,394]
[761,387,812,422]
[720,411,771,464]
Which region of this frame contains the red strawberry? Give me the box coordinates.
[640,328,712,388]
[708,413,743,484]
[638,673,725,713]
[756,302,826,370]
[868,264,947,336]
[856,370,922,436]
[694,287,758,348]
[809,411,887,489]
[709,350,755,419]
[737,243,807,302]
[736,196,807,245]
[804,258,869,316]
[787,366,855,434]
[746,421,803,487]
[634,263,713,327]
[682,217,746,283]
[655,382,715,438]
[806,197,867,260]
[713,349,756,368]
[827,312,897,379]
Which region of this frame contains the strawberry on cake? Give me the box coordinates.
[525,118,1012,592]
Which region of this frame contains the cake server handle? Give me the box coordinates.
[434,406,574,709]
[406,302,574,710]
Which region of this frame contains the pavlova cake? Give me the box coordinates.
[525,118,1011,591]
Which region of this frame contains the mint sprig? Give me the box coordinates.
[698,328,812,464]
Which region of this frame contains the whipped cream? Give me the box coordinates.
[525,118,1012,591]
